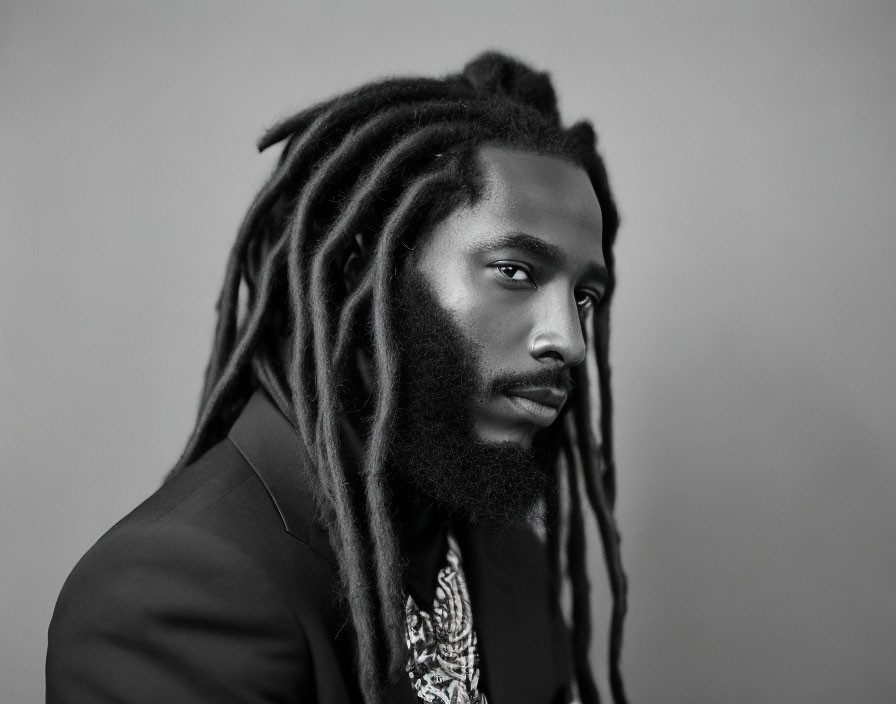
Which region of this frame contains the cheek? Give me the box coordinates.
[452,292,530,372]
[418,253,532,368]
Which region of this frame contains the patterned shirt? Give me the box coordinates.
[404,534,488,704]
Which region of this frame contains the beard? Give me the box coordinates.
[388,269,558,528]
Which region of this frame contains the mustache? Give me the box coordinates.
[488,367,574,395]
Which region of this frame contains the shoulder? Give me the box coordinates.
[47,519,315,703]
[51,519,300,633]
[53,431,340,627]
[110,432,336,574]
[47,428,343,703]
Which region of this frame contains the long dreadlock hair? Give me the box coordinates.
[170,51,628,704]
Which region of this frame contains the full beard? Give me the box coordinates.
[388,270,556,528]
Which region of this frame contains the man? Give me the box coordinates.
[47,52,628,704]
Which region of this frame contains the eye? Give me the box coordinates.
[494,263,535,285]
[575,289,602,310]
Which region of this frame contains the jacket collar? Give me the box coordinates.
[227,390,336,565]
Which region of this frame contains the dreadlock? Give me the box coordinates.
[170,51,628,704]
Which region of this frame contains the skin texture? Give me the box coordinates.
[407,146,607,448]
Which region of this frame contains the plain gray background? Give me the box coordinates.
[3,2,895,702]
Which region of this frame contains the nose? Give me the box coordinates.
[529,292,587,368]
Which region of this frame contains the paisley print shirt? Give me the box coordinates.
[404,534,488,704]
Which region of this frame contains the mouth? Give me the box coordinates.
[502,387,568,427]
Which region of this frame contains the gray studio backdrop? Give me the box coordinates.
[2,2,894,702]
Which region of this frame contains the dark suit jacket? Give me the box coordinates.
[47,391,573,703]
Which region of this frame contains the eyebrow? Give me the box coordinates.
[470,231,610,288]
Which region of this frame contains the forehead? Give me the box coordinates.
[477,145,603,234]
[459,146,605,265]
[409,145,606,286]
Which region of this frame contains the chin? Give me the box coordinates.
[476,433,534,450]
[473,426,535,449]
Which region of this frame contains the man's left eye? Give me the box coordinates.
[575,290,600,309]
[496,264,532,283]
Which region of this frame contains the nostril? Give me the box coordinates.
[538,350,564,364]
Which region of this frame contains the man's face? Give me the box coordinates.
[388,146,607,526]
[406,146,608,449]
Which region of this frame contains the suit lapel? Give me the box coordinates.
[457,523,571,704]
[227,391,336,565]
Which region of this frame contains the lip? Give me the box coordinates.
[503,387,568,427]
